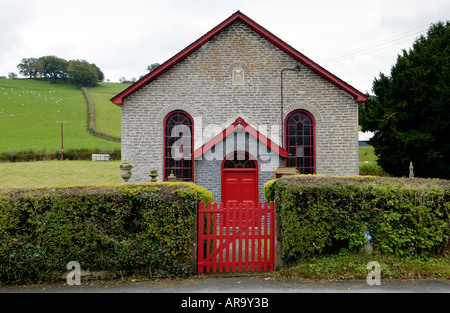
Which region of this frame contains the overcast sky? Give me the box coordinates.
[1,0,448,93]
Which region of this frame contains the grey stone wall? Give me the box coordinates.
[120,19,359,195]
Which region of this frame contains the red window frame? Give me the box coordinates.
[163,110,194,182]
[223,151,257,169]
[284,110,316,174]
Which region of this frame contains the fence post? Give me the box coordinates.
[191,201,199,274]
[197,201,205,273]
[274,202,283,270]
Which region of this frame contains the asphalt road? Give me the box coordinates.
[1,277,447,312]
[1,276,449,293]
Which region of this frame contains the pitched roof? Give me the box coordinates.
[110,11,369,105]
[193,117,289,159]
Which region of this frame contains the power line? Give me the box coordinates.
[317,21,449,65]
[319,28,427,64]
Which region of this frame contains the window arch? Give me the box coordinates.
[164,110,193,181]
[285,110,315,174]
[223,151,257,169]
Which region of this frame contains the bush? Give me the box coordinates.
[265,176,449,264]
[0,183,213,284]
[0,148,121,162]
[359,163,390,176]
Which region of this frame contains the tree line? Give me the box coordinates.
[17,56,104,87]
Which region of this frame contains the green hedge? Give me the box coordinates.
[81,87,121,143]
[359,163,390,176]
[0,148,121,162]
[0,183,213,284]
[265,176,449,264]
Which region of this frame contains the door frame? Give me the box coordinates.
[221,151,258,205]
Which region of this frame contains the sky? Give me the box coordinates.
[1,0,449,94]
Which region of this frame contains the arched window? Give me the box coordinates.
[224,151,256,169]
[285,110,315,174]
[164,110,193,181]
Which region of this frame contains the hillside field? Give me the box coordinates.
[87,83,125,138]
[0,79,127,153]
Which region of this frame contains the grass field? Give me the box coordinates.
[0,160,121,189]
[0,79,126,153]
[359,146,377,165]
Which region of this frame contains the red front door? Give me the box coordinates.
[222,152,258,205]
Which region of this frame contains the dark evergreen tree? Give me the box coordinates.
[359,21,449,178]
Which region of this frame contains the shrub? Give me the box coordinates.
[359,163,390,176]
[265,175,449,264]
[0,148,121,162]
[0,183,213,284]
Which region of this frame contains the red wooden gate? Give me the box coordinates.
[197,201,275,273]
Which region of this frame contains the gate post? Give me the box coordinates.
[192,201,200,274]
[274,207,283,270]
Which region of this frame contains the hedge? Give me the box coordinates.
[81,87,121,143]
[0,183,213,284]
[265,176,449,264]
[0,148,121,162]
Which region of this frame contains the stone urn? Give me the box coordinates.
[149,169,158,182]
[120,161,132,182]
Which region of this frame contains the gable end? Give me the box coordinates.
[110,11,369,105]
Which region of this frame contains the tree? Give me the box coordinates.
[147,63,160,72]
[17,58,37,78]
[359,21,450,179]
[91,63,104,82]
[67,59,98,87]
[40,56,69,83]
[33,58,45,79]
[8,72,18,79]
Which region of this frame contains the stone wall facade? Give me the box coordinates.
[120,20,359,201]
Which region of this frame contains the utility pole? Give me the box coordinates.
[56,121,67,160]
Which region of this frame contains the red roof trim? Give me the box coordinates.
[110,11,369,105]
[194,117,289,159]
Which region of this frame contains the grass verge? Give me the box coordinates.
[274,251,449,280]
